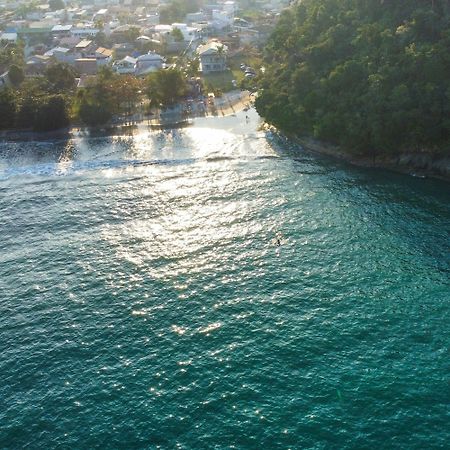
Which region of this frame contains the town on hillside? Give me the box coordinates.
[0,0,289,131]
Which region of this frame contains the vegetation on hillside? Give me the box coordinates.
[255,0,450,156]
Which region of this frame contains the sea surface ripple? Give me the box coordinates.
[0,110,449,449]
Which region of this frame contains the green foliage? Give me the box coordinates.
[94,31,108,47]
[112,27,140,44]
[49,0,64,11]
[1,57,145,131]
[45,63,76,92]
[0,44,24,72]
[15,86,70,131]
[0,89,16,130]
[171,27,184,42]
[256,0,450,155]
[77,98,113,127]
[8,64,24,86]
[74,71,144,126]
[146,68,187,106]
[33,95,70,131]
[186,57,200,77]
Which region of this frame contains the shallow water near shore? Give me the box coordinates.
[0,109,449,449]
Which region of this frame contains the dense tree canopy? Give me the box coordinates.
[0,89,16,130]
[256,0,450,156]
[146,68,188,106]
[45,62,76,92]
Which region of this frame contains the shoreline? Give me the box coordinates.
[2,100,448,182]
[0,91,253,143]
[287,132,450,182]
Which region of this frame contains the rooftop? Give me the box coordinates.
[76,39,93,49]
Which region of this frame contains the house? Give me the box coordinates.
[95,47,113,66]
[112,43,134,59]
[44,46,73,64]
[223,1,238,16]
[25,54,52,76]
[196,41,228,73]
[0,32,17,43]
[75,39,96,58]
[0,71,10,90]
[71,27,99,39]
[58,36,82,49]
[171,23,200,43]
[145,13,159,26]
[111,24,141,43]
[51,25,73,38]
[211,10,233,30]
[134,51,164,76]
[112,55,137,74]
[153,24,199,53]
[185,11,205,24]
[75,58,97,75]
[93,9,110,22]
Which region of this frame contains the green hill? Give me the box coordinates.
[255,0,450,157]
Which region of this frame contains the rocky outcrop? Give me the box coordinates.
[295,136,450,181]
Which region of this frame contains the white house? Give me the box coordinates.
[197,41,228,73]
[112,56,137,74]
[171,23,200,42]
[51,24,73,37]
[134,52,164,76]
[211,10,233,29]
[0,32,18,43]
[71,27,99,38]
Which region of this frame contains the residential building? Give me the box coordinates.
[112,56,137,74]
[75,58,97,75]
[196,40,228,73]
[134,51,164,76]
[95,47,113,66]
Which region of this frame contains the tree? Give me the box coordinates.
[146,68,187,106]
[94,31,108,47]
[45,63,76,92]
[74,69,144,126]
[256,0,450,156]
[8,64,24,86]
[171,27,184,42]
[0,44,24,73]
[49,0,65,11]
[0,89,16,130]
[33,95,70,131]
[186,57,200,76]
[117,27,140,44]
[77,98,112,127]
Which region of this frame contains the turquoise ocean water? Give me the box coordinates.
[0,110,449,449]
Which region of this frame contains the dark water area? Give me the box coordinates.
[0,110,449,449]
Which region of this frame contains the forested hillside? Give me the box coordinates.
[255,0,450,156]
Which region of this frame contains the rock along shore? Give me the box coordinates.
[284,132,450,182]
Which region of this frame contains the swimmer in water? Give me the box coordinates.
[276,238,281,246]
